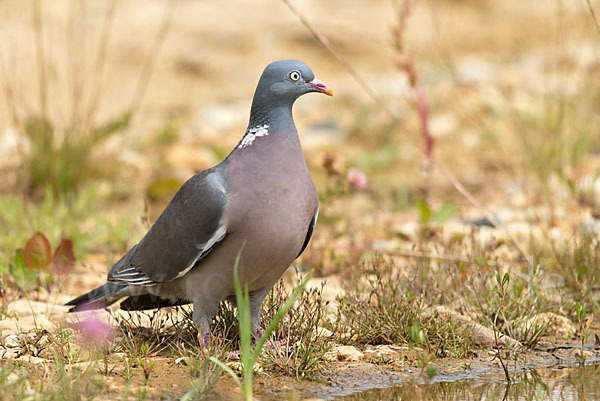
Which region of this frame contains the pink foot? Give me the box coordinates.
[199,332,210,351]
[255,329,292,349]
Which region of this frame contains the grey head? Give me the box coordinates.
[249,59,333,128]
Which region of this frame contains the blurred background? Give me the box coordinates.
[1,0,600,293]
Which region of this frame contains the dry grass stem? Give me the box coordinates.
[281,0,531,268]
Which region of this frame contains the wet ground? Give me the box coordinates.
[217,341,600,400]
[329,364,600,401]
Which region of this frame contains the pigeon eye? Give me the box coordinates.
[289,71,301,82]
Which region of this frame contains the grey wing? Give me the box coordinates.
[108,169,228,285]
[297,208,318,258]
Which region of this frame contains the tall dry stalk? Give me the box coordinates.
[129,0,178,116]
[280,0,531,267]
[83,0,117,134]
[67,0,86,132]
[585,0,600,35]
[32,0,48,122]
[5,0,179,195]
[392,0,434,200]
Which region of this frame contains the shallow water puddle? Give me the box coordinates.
[323,364,600,401]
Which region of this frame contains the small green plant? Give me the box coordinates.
[416,200,458,226]
[4,1,176,198]
[548,233,600,306]
[492,271,513,383]
[408,322,436,382]
[207,254,313,401]
[575,302,594,364]
[180,355,224,401]
[138,343,154,384]
[23,113,131,197]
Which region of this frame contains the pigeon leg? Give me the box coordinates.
[225,288,268,361]
[192,297,219,350]
[249,284,275,342]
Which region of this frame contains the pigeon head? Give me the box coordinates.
[249,60,333,127]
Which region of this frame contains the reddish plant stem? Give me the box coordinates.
[280,0,530,266]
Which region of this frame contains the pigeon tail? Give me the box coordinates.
[119,294,189,311]
[65,282,130,312]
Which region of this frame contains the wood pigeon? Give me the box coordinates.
[66,59,333,345]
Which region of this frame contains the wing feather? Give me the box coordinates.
[297,208,318,258]
[108,169,228,285]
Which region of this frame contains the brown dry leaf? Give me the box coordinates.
[24,232,52,270]
[52,238,76,275]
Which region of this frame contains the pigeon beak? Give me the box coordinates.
[307,78,334,96]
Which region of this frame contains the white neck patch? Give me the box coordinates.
[238,125,269,149]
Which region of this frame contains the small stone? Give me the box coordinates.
[517,313,577,338]
[365,345,398,358]
[20,355,47,364]
[226,361,242,372]
[225,360,262,374]
[391,221,418,241]
[4,335,21,348]
[329,345,363,362]
[2,348,20,359]
[315,327,333,338]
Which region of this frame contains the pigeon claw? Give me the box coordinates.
[198,330,210,351]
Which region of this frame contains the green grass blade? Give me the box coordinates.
[232,246,253,400]
[207,357,242,389]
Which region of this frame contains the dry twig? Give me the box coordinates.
[585,0,600,36]
[129,0,178,115]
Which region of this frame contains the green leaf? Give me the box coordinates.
[10,249,37,291]
[92,112,131,144]
[355,144,398,170]
[416,199,432,224]
[576,303,585,321]
[502,273,510,287]
[409,322,421,345]
[232,245,254,400]
[24,232,52,270]
[208,357,242,389]
[432,203,458,223]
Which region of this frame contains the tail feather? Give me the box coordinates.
[66,282,129,312]
[120,295,189,311]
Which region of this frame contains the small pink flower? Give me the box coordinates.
[78,312,113,347]
[347,168,368,190]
